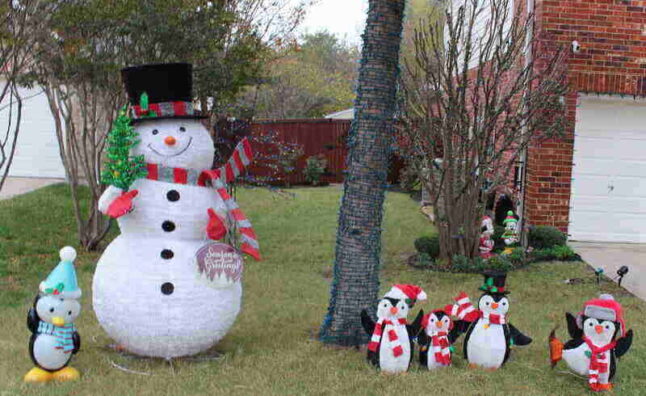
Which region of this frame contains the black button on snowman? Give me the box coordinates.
[95,63,260,358]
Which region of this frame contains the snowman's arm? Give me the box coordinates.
[98,185,124,214]
[509,323,532,346]
[72,331,81,354]
[408,309,424,337]
[360,309,375,335]
[566,312,583,339]
[27,308,39,333]
[615,329,633,358]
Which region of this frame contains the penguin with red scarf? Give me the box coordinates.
[360,285,426,373]
[549,294,633,392]
[417,308,460,370]
[447,271,532,369]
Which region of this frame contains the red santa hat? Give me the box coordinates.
[577,294,626,336]
[385,284,427,306]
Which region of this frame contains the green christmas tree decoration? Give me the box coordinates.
[101,106,147,190]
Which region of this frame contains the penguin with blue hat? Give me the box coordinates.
[24,247,82,383]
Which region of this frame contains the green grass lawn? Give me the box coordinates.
[1,184,645,395]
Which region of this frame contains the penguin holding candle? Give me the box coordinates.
[360,284,426,373]
[549,294,633,392]
[24,247,82,383]
[448,271,532,369]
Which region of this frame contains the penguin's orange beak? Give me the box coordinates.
[491,303,499,309]
[595,325,604,334]
[164,136,177,146]
[390,307,398,315]
[436,321,443,329]
[52,317,65,327]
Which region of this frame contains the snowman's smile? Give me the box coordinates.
[148,137,193,158]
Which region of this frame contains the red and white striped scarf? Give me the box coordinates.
[368,318,407,357]
[430,331,451,365]
[446,292,506,324]
[146,138,260,261]
[583,337,616,387]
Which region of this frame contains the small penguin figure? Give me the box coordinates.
[24,247,82,383]
[418,309,459,370]
[448,271,532,369]
[360,284,426,373]
[549,294,633,392]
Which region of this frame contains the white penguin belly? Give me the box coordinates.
[378,324,410,373]
[467,320,507,368]
[562,343,591,376]
[93,237,241,358]
[33,334,71,370]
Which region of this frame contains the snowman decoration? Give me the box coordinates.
[94,63,260,358]
[501,211,519,254]
[479,215,495,259]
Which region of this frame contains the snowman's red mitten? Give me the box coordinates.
[106,190,139,219]
[206,208,227,240]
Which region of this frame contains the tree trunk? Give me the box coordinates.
[319,0,405,347]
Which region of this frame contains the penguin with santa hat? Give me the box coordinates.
[360,284,426,373]
[549,294,633,392]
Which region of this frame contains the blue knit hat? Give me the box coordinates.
[39,246,82,299]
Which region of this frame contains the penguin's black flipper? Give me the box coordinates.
[566,312,583,339]
[509,323,532,346]
[452,320,471,335]
[72,331,81,354]
[407,310,424,336]
[615,329,633,358]
[360,309,375,335]
[448,325,461,344]
[27,308,39,333]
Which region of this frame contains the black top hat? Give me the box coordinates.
[121,63,206,123]
[479,270,509,295]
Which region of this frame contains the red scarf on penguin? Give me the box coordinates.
[368,284,427,358]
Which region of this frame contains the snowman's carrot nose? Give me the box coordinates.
[164,136,177,146]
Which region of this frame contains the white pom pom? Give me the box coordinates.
[59,246,77,262]
[599,293,615,301]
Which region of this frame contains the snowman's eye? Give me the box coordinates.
[49,307,54,313]
[68,311,72,316]
[179,126,186,132]
[152,129,159,135]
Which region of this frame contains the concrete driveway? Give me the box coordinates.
[0,177,63,200]
[570,241,646,300]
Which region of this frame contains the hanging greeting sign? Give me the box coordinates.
[195,243,244,288]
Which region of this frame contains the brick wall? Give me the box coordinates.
[524,0,646,233]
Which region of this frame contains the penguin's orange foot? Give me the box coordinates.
[53,366,80,382]
[24,367,53,383]
[549,329,564,368]
[590,382,613,392]
[468,363,479,369]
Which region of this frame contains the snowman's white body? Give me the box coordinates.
[378,323,411,373]
[93,119,242,358]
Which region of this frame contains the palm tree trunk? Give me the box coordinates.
[319,0,406,346]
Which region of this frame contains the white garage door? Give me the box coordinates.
[570,95,646,242]
[0,84,65,178]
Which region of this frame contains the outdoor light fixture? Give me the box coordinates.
[595,268,604,285]
[617,266,629,287]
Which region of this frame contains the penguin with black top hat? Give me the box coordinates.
[447,271,532,369]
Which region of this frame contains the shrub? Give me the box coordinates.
[414,253,437,269]
[303,155,327,186]
[531,245,578,261]
[528,226,567,249]
[414,235,440,258]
